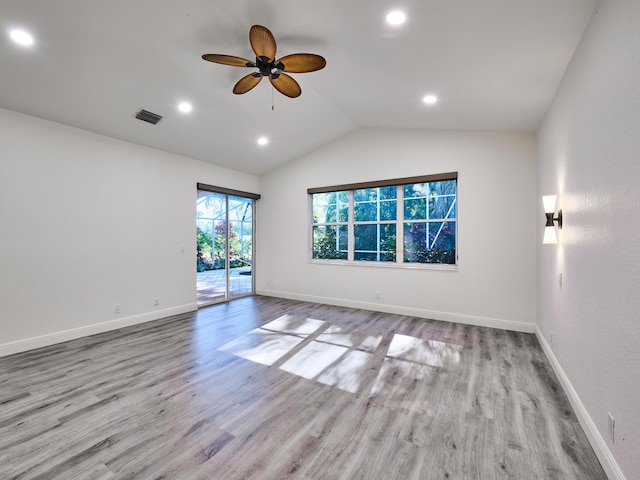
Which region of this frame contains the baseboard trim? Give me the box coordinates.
[255,289,535,333]
[535,326,626,480]
[0,303,198,358]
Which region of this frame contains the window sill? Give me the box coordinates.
[308,259,458,272]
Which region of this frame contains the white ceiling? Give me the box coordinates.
[1,0,597,176]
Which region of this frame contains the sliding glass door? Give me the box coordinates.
[227,196,254,298]
[196,187,255,305]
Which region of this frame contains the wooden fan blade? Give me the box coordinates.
[269,73,302,98]
[250,25,277,62]
[277,53,326,73]
[202,54,255,67]
[233,74,262,94]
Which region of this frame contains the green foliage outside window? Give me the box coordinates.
[312,225,348,260]
[311,177,457,266]
[197,192,253,271]
[403,180,456,265]
[196,222,251,271]
[312,191,349,260]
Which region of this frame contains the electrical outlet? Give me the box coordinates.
[114,305,120,314]
[608,413,615,443]
[154,298,159,306]
[550,331,554,345]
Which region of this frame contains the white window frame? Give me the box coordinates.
[309,173,458,270]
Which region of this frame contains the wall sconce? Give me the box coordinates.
[542,195,562,244]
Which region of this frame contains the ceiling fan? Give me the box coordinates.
[202,25,326,98]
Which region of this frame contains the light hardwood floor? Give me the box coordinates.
[0,296,606,479]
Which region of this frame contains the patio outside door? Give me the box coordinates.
[196,188,255,305]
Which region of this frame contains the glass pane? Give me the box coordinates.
[354,187,376,222]
[196,191,226,273]
[428,180,457,219]
[404,183,429,199]
[212,221,227,269]
[197,190,225,219]
[404,222,456,264]
[336,191,349,222]
[354,224,377,251]
[380,200,397,221]
[405,180,456,221]
[380,252,396,262]
[404,198,426,220]
[196,191,227,304]
[404,222,427,253]
[430,222,456,254]
[380,186,397,200]
[355,187,396,222]
[312,192,335,224]
[429,195,456,219]
[196,220,213,268]
[312,191,348,224]
[380,223,397,261]
[229,196,253,298]
[433,180,457,196]
[313,225,348,260]
[354,252,377,261]
[354,202,376,222]
[354,188,376,203]
[354,224,396,262]
[338,225,348,253]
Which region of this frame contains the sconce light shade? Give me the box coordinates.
[543,226,558,244]
[542,195,557,214]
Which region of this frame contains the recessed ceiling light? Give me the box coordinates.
[257,136,269,146]
[386,10,407,26]
[9,29,34,46]
[422,94,438,105]
[177,102,192,113]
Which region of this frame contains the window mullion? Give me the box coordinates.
[397,185,404,264]
[376,191,381,262]
[348,191,354,262]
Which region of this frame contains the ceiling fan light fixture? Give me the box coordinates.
[386,10,407,26]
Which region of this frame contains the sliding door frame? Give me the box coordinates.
[197,183,260,306]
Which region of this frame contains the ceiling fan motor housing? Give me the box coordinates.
[256,56,284,77]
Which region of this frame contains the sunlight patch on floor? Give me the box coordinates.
[218,314,461,397]
[218,329,304,366]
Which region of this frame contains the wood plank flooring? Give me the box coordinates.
[0,296,607,479]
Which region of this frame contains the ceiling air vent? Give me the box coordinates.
[135,109,163,125]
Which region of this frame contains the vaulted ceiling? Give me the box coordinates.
[1,0,597,175]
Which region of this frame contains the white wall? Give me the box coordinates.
[257,128,537,331]
[537,1,640,479]
[0,107,259,355]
